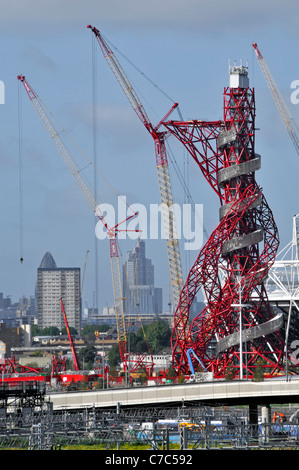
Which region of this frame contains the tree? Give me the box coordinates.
[108,344,121,369]
[127,331,148,354]
[32,325,60,337]
[144,320,171,354]
[224,365,235,381]
[138,368,147,385]
[81,323,110,341]
[78,345,97,369]
[61,326,77,336]
[252,359,265,382]
[177,374,185,384]
[166,367,176,380]
[106,319,171,369]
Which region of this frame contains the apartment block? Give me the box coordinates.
[36,252,81,332]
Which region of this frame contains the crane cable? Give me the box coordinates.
[106,34,207,245]
[18,80,24,264]
[104,34,177,106]
[92,32,99,312]
[28,83,135,218]
[104,34,184,122]
[106,33,211,307]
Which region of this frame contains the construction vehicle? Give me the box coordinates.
[272,412,286,423]
[88,25,184,312]
[18,74,154,379]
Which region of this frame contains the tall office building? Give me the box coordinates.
[123,239,162,316]
[36,252,81,332]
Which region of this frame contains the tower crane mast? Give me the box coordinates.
[88,25,184,310]
[252,42,299,156]
[17,74,136,369]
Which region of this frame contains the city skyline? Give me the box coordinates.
[0,1,299,315]
[123,238,163,316]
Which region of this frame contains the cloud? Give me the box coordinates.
[21,45,56,70]
[0,0,298,35]
[61,101,149,154]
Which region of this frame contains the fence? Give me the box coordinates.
[0,405,298,450]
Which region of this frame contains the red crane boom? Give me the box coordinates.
[60,298,80,371]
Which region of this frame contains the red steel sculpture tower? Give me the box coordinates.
[164,63,286,379]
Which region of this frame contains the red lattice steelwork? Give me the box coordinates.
[164,65,286,379]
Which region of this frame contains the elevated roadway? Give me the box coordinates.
[47,378,299,411]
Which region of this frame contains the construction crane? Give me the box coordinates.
[87,25,184,310]
[60,298,80,371]
[252,42,299,157]
[17,74,137,370]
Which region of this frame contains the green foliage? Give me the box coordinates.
[252,359,265,382]
[138,367,147,384]
[166,367,176,379]
[107,320,171,369]
[224,365,235,381]
[108,344,121,368]
[128,320,171,355]
[67,379,79,391]
[32,325,61,336]
[31,350,43,357]
[32,324,79,338]
[78,345,97,368]
[81,323,110,341]
[177,374,185,384]
[92,379,103,390]
[144,320,171,354]
[61,326,78,336]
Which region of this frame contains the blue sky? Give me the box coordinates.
[1,0,299,314]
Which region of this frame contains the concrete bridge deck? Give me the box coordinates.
[47,378,299,411]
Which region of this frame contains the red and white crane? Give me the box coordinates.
[252,42,299,157]
[17,74,138,371]
[87,25,184,311]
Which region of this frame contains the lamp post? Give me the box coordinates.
[231,277,251,380]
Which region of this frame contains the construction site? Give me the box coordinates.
[1,21,299,451]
